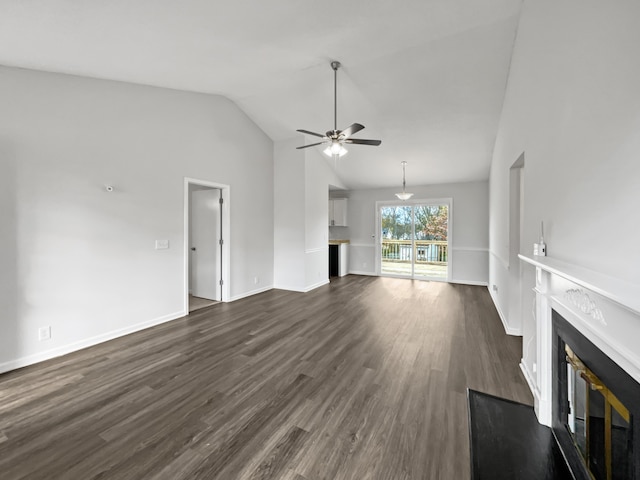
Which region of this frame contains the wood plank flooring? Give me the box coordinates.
[189,295,218,312]
[0,275,532,480]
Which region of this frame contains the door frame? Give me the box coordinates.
[375,197,453,281]
[184,177,231,310]
[508,153,525,335]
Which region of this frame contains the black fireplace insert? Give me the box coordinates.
[552,309,640,479]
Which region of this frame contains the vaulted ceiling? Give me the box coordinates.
[0,0,523,189]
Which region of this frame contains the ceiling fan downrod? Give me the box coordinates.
[331,61,340,133]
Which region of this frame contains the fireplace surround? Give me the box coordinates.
[519,254,640,479]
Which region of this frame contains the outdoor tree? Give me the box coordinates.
[381,205,447,240]
[415,205,448,240]
[381,206,412,239]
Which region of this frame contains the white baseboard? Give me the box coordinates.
[303,279,330,292]
[273,279,330,293]
[519,360,551,426]
[229,285,273,302]
[348,270,377,276]
[519,360,538,398]
[273,284,305,292]
[0,310,186,375]
[448,279,488,286]
[488,286,522,336]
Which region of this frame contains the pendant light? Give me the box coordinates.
[395,161,414,200]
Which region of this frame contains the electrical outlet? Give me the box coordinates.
[38,326,51,341]
[254,276,259,285]
[492,284,498,292]
[533,363,537,373]
[155,239,169,250]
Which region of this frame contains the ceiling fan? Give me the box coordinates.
[296,61,382,157]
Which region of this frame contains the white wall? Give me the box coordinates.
[304,152,336,289]
[347,181,489,284]
[273,138,306,290]
[273,141,347,292]
[0,66,274,372]
[488,0,640,377]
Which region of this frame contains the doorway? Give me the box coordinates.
[184,178,230,312]
[508,154,525,332]
[376,199,452,281]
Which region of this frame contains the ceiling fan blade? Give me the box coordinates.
[344,138,382,146]
[339,123,365,139]
[296,141,327,149]
[296,129,326,139]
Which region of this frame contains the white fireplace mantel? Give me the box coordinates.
[518,254,640,315]
[518,253,640,426]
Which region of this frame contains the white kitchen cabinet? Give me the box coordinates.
[328,198,348,226]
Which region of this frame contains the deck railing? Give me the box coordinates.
[381,239,448,264]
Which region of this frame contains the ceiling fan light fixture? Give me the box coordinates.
[395,161,414,201]
[324,141,348,157]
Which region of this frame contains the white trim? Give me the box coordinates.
[489,249,510,271]
[522,357,551,427]
[274,279,330,293]
[184,177,231,308]
[0,310,186,375]
[519,253,640,315]
[488,285,522,336]
[273,284,307,292]
[305,279,330,291]
[520,360,540,402]
[305,247,326,254]
[449,279,488,286]
[229,285,273,302]
[451,246,489,252]
[348,270,377,276]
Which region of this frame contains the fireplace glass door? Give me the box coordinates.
[565,344,632,480]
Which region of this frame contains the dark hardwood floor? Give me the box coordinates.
[0,275,532,479]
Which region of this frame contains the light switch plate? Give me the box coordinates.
[155,239,169,250]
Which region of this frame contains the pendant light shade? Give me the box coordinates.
[395,161,414,200]
[395,192,414,201]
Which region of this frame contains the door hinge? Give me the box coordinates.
[219,197,224,205]
[219,279,224,286]
[219,239,224,245]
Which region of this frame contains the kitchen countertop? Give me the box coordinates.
[328,240,350,245]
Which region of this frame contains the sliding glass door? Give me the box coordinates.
[379,205,414,276]
[378,201,450,281]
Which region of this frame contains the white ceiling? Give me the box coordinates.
[0,0,522,189]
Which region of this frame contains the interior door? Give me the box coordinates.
[190,188,221,301]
